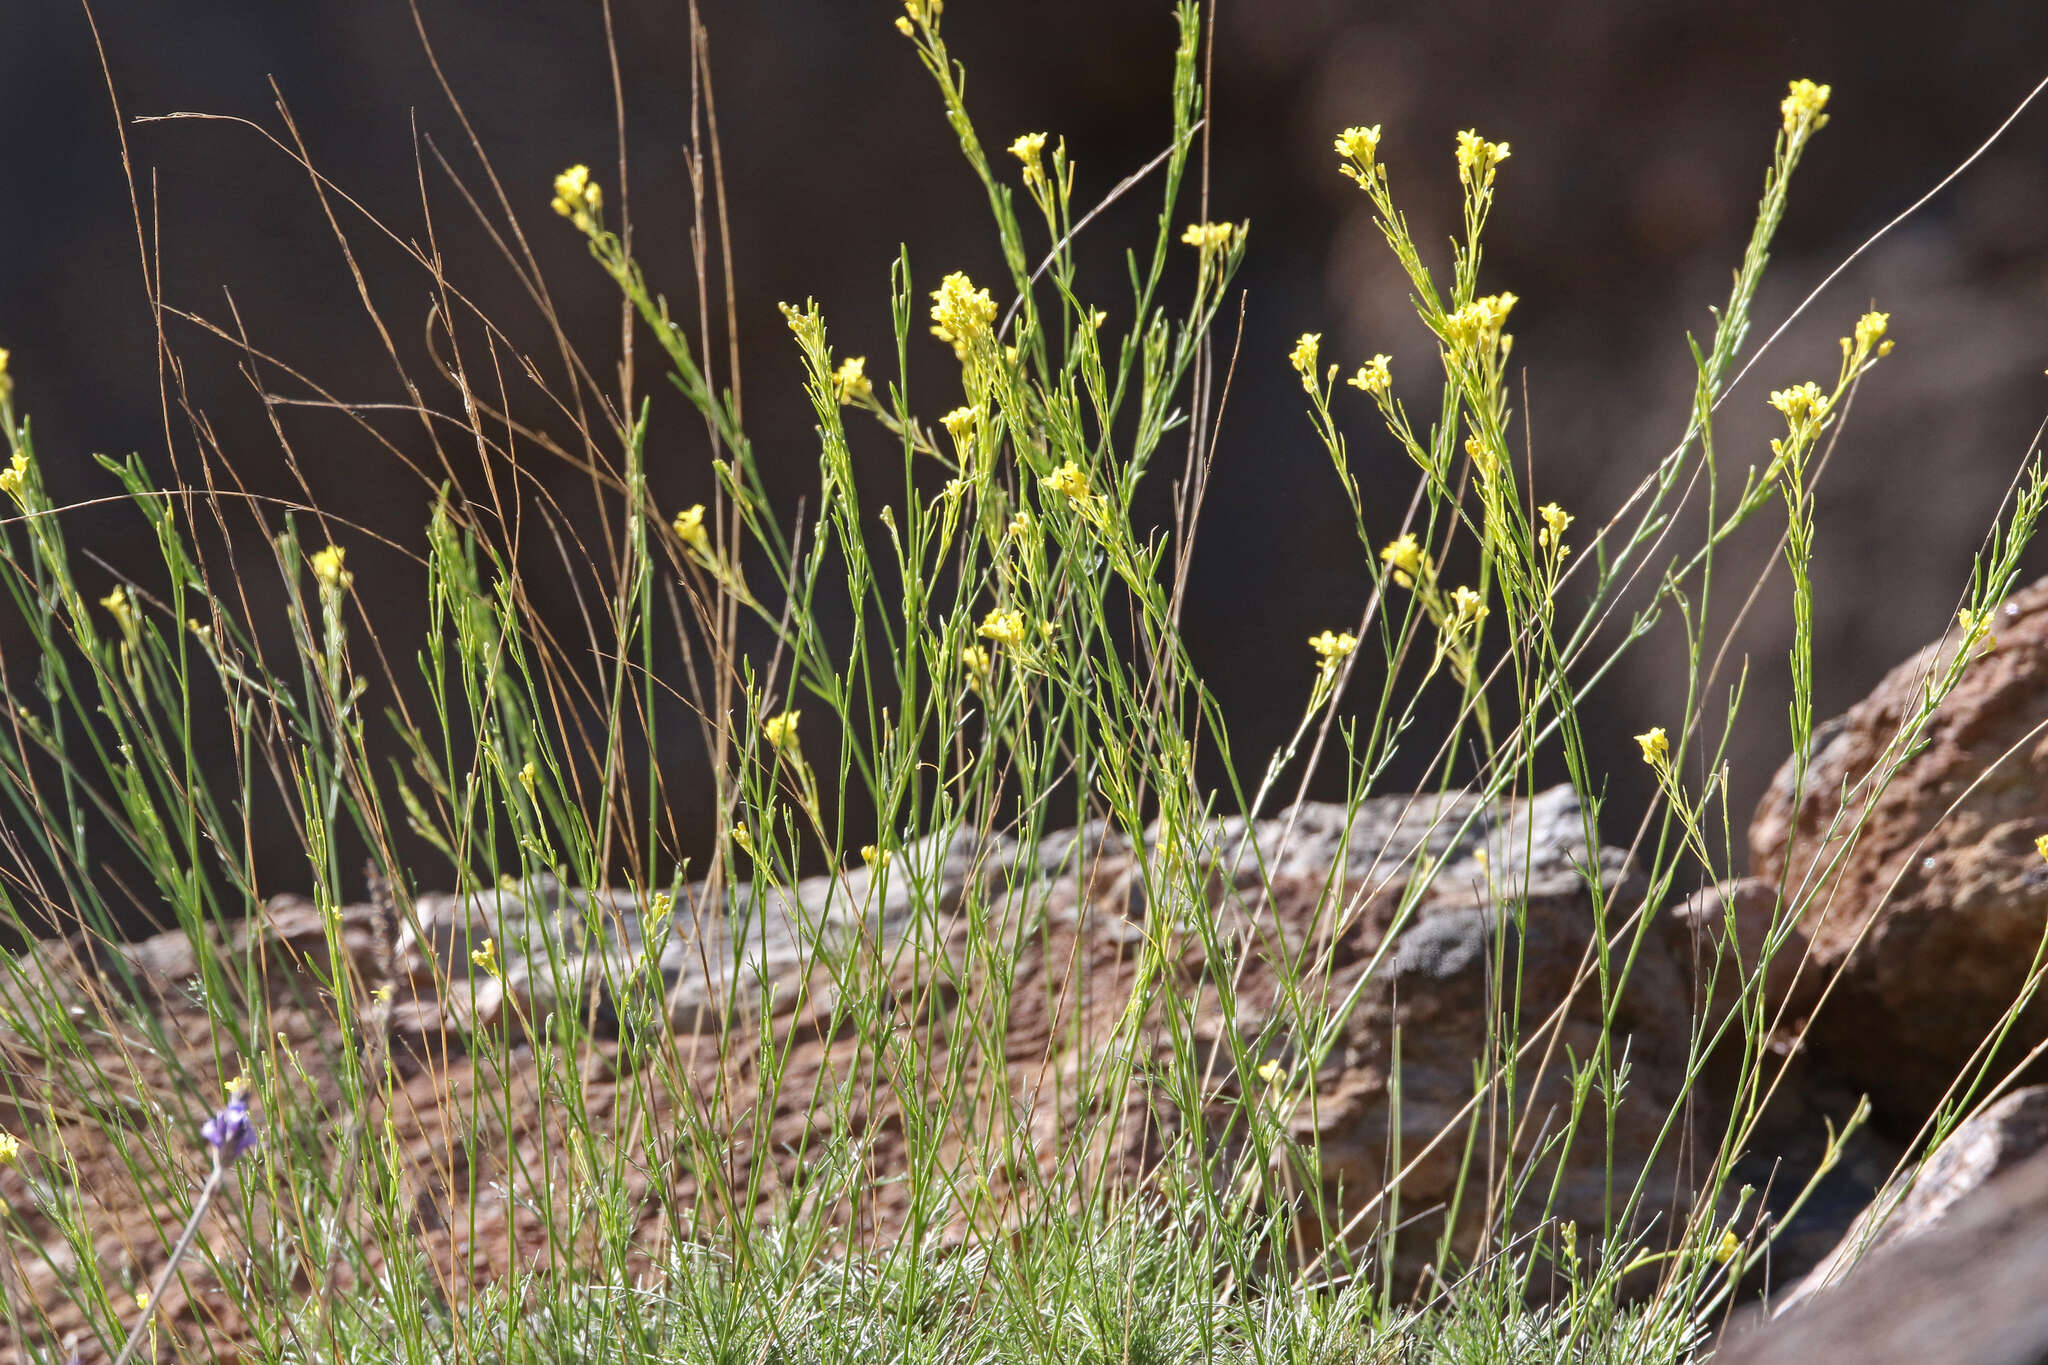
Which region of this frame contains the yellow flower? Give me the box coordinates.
[1781,79,1831,136]
[2035,833,2048,864]
[1846,310,1895,362]
[762,710,801,751]
[1379,532,1422,588]
[1288,333,1321,392]
[895,15,914,34]
[1768,382,1830,439]
[861,844,891,867]
[929,271,997,359]
[1085,307,1108,331]
[832,355,873,406]
[0,1131,21,1164]
[1538,502,1573,549]
[0,348,9,377]
[1957,607,1997,654]
[732,822,756,855]
[672,504,709,554]
[1040,460,1092,502]
[941,405,981,441]
[1636,727,1669,766]
[1334,124,1382,165]
[550,164,603,229]
[978,608,1028,647]
[649,891,673,919]
[516,760,537,801]
[1256,1058,1286,1085]
[1449,585,1488,626]
[1445,293,1518,357]
[1008,508,1036,538]
[1308,629,1358,670]
[0,347,10,399]
[470,936,499,975]
[903,0,942,22]
[1008,132,1049,183]
[100,585,135,631]
[1454,130,1511,187]
[0,451,29,501]
[1180,221,1236,251]
[310,545,352,593]
[960,642,992,686]
[1713,1228,1742,1265]
[1346,354,1392,397]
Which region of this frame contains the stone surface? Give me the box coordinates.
[1747,574,2048,1126]
[0,783,1712,1352]
[1719,1142,2048,1365]
[1174,786,1710,1288]
[1775,1085,2048,1318]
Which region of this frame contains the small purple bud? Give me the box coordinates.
[200,1090,259,1164]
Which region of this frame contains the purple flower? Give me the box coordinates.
[200,1090,259,1164]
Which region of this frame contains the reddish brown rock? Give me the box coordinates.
[1748,575,2048,1126]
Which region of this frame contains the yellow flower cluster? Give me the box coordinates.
[470,936,498,975]
[310,545,352,593]
[0,1131,18,1165]
[1448,585,1488,628]
[1346,353,1392,397]
[1180,221,1236,252]
[930,271,997,360]
[550,164,603,232]
[1844,310,1894,367]
[1781,79,1831,137]
[101,584,136,632]
[1308,629,1357,671]
[978,608,1028,647]
[1379,532,1422,588]
[516,760,537,801]
[1335,125,1382,165]
[959,642,992,688]
[1957,607,1997,655]
[672,504,709,554]
[1454,130,1512,188]
[1008,508,1036,538]
[1537,501,1573,550]
[763,710,801,751]
[0,451,28,502]
[1636,726,1669,767]
[941,405,981,441]
[1334,124,1384,185]
[1768,381,1828,428]
[1288,333,1321,392]
[832,355,873,406]
[1009,132,1049,184]
[1444,293,1517,359]
[861,844,892,867]
[1040,460,1091,502]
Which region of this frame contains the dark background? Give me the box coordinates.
[3,0,2045,906]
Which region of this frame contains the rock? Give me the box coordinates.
[1718,1143,2048,1365]
[1174,785,1709,1289]
[1747,574,2048,1125]
[1775,1085,2048,1317]
[1660,877,1818,1029]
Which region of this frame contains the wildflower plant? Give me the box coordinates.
[0,9,2042,1365]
